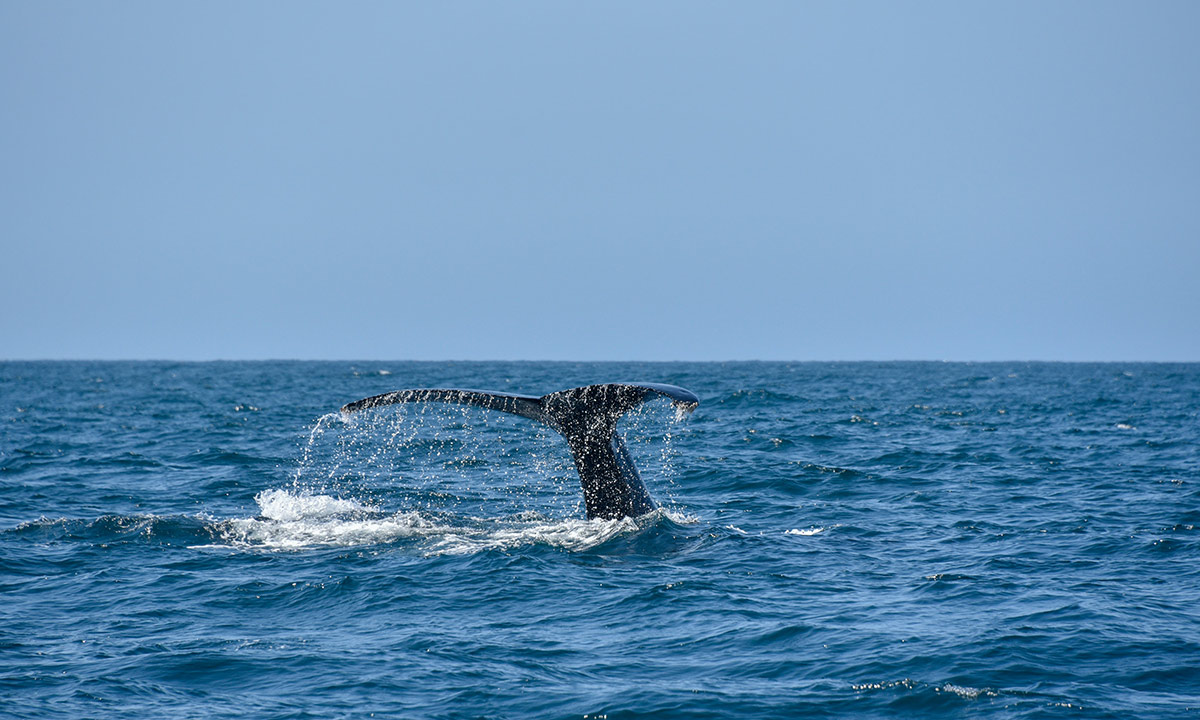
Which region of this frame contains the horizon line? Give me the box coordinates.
[3,357,1197,364]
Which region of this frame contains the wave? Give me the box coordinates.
[7,513,214,546]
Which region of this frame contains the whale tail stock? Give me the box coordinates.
[339,383,699,520]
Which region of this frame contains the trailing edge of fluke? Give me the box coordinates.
[340,382,699,520]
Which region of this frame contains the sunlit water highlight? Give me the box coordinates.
[2,361,1198,719]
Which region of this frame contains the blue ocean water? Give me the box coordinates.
[2,361,1198,719]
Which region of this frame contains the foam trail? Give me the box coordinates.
[786,527,825,536]
[204,489,693,555]
[212,489,432,550]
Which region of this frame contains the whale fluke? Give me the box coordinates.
[340,383,699,520]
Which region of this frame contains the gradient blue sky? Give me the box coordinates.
[3,2,1198,361]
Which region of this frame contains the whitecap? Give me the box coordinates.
[940,683,996,699]
[430,514,638,555]
[200,490,693,555]
[786,527,824,536]
[254,488,378,522]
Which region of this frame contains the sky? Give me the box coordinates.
[2,1,1198,361]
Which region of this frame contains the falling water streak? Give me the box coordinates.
[292,412,343,486]
[282,395,687,523]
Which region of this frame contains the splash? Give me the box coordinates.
[286,396,689,516]
[213,489,437,550]
[209,397,693,553]
[255,488,378,522]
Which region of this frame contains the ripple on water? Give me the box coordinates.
[2,361,1199,718]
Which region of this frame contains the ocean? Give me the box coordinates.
[2,361,1198,719]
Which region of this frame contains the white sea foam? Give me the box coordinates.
[939,683,996,699]
[429,514,639,555]
[219,510,435,550]
[208,490,429,550]
[785,527,825,536]
[205,489,687,555]
[255,489,377,521]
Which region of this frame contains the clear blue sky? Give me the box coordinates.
[3,2,1197,361]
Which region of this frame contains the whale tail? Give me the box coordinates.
[340,382,699,520]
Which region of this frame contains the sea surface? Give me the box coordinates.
[2,361,1198,719]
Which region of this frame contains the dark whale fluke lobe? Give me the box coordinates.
[340,383,699,520]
